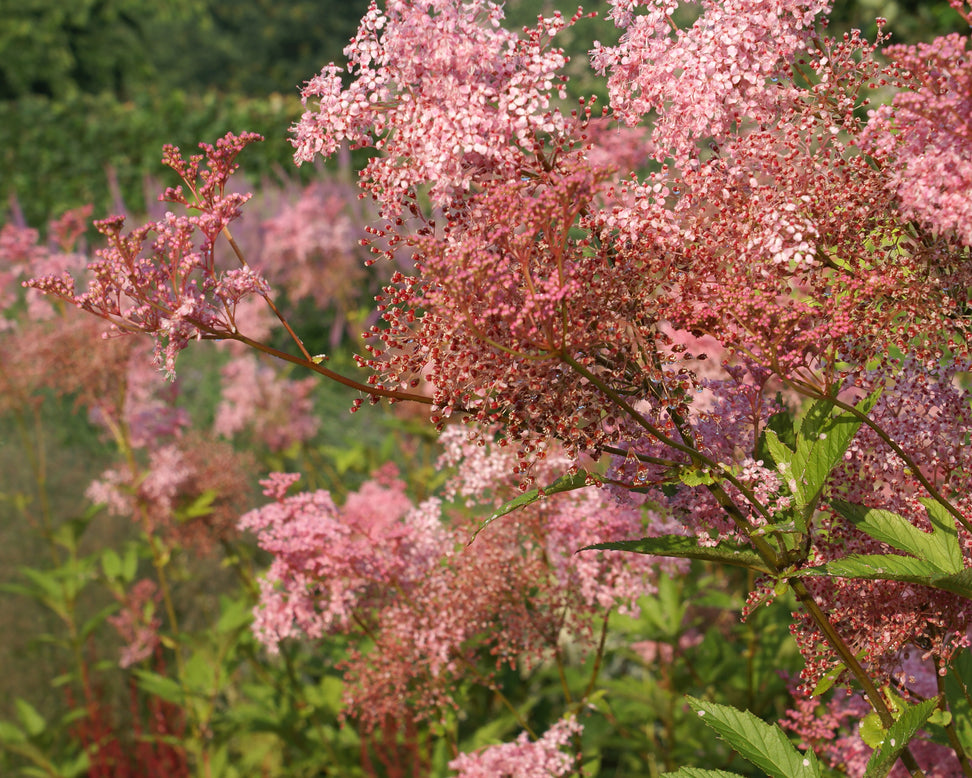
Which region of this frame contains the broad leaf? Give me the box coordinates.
[831,501,962,574]
[791,392,879,511]
[864,698,938,778]
[798,555,972,601]
[932,567,972,600]
[686,697,822,778]
[661,770,746,778]
[584,535,774,574]
[134,669,185,705]
[762,428,793,475]
[799,554,940,581]
[470,470,596,542]
[919,498,964,572]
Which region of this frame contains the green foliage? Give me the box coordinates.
[797,499,972,600]
[0,89,303,232]
[863,697,939,778]
[681,696,821,778]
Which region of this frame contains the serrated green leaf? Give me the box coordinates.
[583,535,774,575]
[798,554,941,582]
[763,428,793,474]
[792,392,878,511]
[860,712,885,748]
[831,501,961,574]
[798,555,972,601]
[471,470,595,542]
[919,498,963,572]
[686,697,822,778]
[864,698,938,778]
[932,567,972,600]
[661,769,746,778]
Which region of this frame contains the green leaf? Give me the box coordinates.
[14,699,46,738]
[831,501,962,574]
[471,470,596,542]
[798,554,941,582]
[101,548,122,580]
[0,720,25,744]
[797,555,972,601]
[762,428,793,474]
[176,489,218,522]
[791,392,879,511]
[134,670,185,705]
[933,567,972,600]
[661,770,746,778]
[121,543,138,582]
[676,466,716,486]
[942,651,972,750]
[864,698,938,778]
[920,498,964,572]
[860,712,885,749]
[686,697,822,778]
[583,535,774,575]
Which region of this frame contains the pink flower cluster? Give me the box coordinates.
[27,133,270,377]
[238,470,444,652]
[592,0,831,161]
[291,0,579,211]
[241,433,668,727]
[448,716,582,777]
[214,353,319,452]
[862,1,972,246]
[107,579,162,669]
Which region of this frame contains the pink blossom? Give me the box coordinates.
[448,716,582,777]
[239,471,446,653]
[862,15,972,245]
[214,353,318,452]
[292,0,577,211]
[107,579,162,669]
[592,0,830,161]
[27,133,269,378]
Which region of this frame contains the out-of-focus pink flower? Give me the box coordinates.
[214,353,318,452]
[448,716,582,777]
[107,579,162,669]
[862,15,972,246]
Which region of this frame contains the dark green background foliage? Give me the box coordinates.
[0,0,371,228]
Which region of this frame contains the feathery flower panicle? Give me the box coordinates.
[291,0,579,212]
[242,431,667,727]
[862,4,972,246]
[214,353,319,452]
[448,716,582,777]
[26,133,268,378]
[239,470,446,653]
[591,0,831,162]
